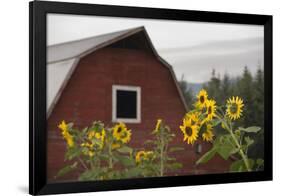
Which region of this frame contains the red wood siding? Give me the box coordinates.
[47,47,230,182]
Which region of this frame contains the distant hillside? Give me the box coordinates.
[178,81,203,96]
[180,77,239,96]
[188,83,203,95]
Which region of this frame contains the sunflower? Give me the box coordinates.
[81,142,93,148]
[226,96,244,120]
[180,118,199,145]
[135,151,154,164]
[63,132,74,148]
[155,119,162,132]
[58,120,74,148]
[88,129,106,142]
[87,128,106,149]
[81,139,102,157]
[205,99,216,121]
[185,112,200,126]
[196,89,208,109]
[88,150,95,157]
[58,120,68,132]
[81,146,95,157]
[202,124,214,142]
[135,151,145,163]
[113,122,132,144]
[111,142,121,150]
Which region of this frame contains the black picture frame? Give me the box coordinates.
[29,0,273,195]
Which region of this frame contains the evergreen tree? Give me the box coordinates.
[205,69,222,103]
[234,66,264,159]
[221,73,233,101]
[253,68,264,127]
[235,66,255,126]
[178,75,195,110]
[248,68,264,159]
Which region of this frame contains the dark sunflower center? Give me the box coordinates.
[117,127,122,133]
[185,126,193,136]
[208,106,212,114]
[230,103,238,114]
[200,96,205,103]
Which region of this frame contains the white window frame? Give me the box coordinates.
[112,85,141,123]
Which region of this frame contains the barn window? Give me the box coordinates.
[112,85,141,123]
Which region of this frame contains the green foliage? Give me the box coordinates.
[196,147,217,164]
[230,159,255,172]
[56,120,183,181]
[137,120,183,177]
[238,126,261,133]
[116,146,133,154]
[188,66,264,160]
[215,135,238,160]
[55,162,78,178]
[186,79,264,172]
[196,109,262,172]
[169,147,185,153]
[56,121,137,181]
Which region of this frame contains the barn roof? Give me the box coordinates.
[47,26,188,117]
[48,27,143,63]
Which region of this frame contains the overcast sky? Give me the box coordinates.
[47,14,264,83]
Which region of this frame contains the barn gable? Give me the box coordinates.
[47,27,187,117]
[108,30,154,53]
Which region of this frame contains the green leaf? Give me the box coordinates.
[115,155,135,167]
[124,167,143,178]
[106,170,122,179]
[229,148,239,155]
[166,157,176,161]
[256,158,264,167]
[230,160,245,172]
[79,167,109,181]
[79,170,99,181]
[116,146,133,154]
[166,162,183,170]
[169,147,184,153]
[244,136,254,147]
[239,126,261,133]
[55,162,77,178]
[217,146,234,160]
[65,147,81,160]
[196,147,217,165]
[211,119,221,127]
[67,122,74,128]
[81,127,88,134]
[99,154,110,160]
[230,159,254,172]
[144,140,155,145]
[213,135,238,160]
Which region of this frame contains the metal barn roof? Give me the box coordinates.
[48,27,144,63]
[47,27,187,117]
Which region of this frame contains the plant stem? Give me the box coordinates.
[160,144,164,176]
[159,129,164,176]
[228,126,251,171]
[108,142,113,169]
[78,157,89,170]
[218,116,251,171]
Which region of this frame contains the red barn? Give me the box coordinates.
[47,27,230,182]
